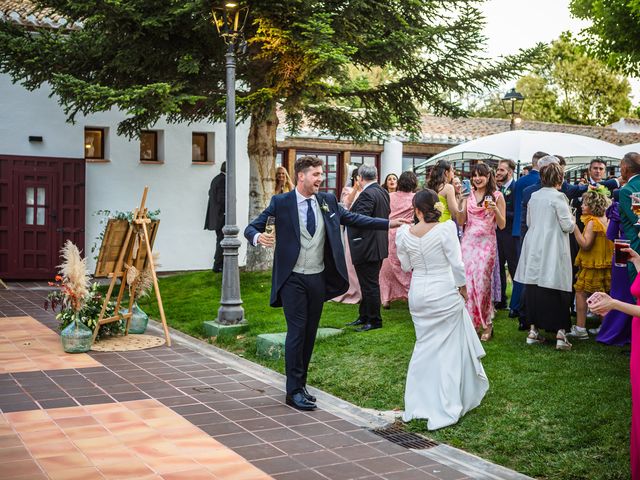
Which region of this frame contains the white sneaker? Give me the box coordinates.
[556,331,572,351]
[588,327,601,335]
[566,325,589,340]
[526,329,545,345]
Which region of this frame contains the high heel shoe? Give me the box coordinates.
[480,325,494,342]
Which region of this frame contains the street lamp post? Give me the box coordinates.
[502,87,525,174]
[212,2,248,326]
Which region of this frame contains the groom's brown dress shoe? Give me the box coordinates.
[286,392,316,411]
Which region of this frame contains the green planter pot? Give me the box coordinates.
[61,314,93,353]
[121,303,149,334]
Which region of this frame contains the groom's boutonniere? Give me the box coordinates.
[320,200,330,213]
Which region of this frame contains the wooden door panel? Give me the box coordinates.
[0,155,84,280]
[17,173,56,276]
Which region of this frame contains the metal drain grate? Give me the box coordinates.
[371,422,438,450]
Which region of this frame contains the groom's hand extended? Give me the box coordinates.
[389,218,412,229]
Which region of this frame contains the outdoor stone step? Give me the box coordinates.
[203,320,249,340]
[257,328,344,360]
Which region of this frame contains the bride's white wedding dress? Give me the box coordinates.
[396,221,489,430]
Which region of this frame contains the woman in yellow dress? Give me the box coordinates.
[427,160,460,222]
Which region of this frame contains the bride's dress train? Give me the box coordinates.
[396,221,489,430]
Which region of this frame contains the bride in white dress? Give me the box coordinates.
[396,189,489,430]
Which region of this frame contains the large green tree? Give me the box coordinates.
[473,34,631,126]
[0,0,538,270]
[570,0,640,75]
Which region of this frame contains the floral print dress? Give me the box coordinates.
[461,191,502,329]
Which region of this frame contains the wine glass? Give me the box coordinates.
[632,193,640,226]
[265,216,276,235]
[265,216,276,244]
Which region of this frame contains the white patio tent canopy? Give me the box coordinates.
[620,143,640,154]
[418,130,623,172]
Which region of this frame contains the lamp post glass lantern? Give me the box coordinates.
[502,88,525,175]
[502,87,525,131]
[213,1,248,326]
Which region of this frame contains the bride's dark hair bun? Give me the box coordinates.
[413,189,441,222]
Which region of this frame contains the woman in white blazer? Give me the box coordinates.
[515,162,576,350]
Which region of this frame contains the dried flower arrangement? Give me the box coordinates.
[45,240,123,340]
[126,252,160,300]
[57,240,90,312]
[46,283,121,340]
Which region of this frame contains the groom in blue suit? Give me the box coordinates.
[245,156,406,410]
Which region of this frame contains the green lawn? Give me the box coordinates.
[138,270,631,480]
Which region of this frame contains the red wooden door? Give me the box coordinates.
[0,155,85,280]
[16,170,57,276]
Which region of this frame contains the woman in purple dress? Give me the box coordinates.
[597,191,632,346]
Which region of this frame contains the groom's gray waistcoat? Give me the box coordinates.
[292,205,325,274]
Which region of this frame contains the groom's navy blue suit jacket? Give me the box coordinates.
[244,190,389,307]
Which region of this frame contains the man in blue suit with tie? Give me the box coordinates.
[245,156,407,411]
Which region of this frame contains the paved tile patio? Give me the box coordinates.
[0,285,480,480]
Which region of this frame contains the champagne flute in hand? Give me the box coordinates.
[264,216,276,248]
[259,216,276,249]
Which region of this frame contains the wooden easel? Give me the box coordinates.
[93,186,171,346]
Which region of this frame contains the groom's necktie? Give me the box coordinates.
[306,198,316,237]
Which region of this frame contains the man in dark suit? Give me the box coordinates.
[495,159,517,309]
[204,162,226,272]
[618,152,640,281]
[245,156,406,411]
[347,165,391,332]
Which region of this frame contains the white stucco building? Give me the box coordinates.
[0,73,251,278]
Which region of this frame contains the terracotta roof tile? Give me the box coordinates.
[417,115,640,146]
[277,110,640,147]
[0,0,78,29]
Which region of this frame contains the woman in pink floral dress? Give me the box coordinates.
[459,164,506,340]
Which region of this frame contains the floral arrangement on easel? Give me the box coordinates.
[45,241,122,347]
[120,253,160,334]
[126,252,160,300]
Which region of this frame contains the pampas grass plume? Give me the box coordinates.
[58,240,90,312]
